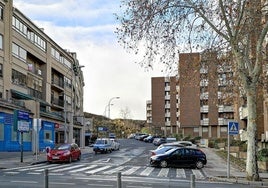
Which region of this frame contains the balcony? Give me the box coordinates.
[165,95,170,100]
[165,86,170,91]
[201,118,209,126]
[165,112,171,117]
[200,105,209,113]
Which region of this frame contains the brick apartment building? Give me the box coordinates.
[150,52,237,139]
[0,0,85,151]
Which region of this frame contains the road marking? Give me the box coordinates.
[103,166,125,174]
[85,165,111,174]
[122,166,140,175]
[69,164,97,173]
[192,169,205,179]
[18,164,58,171]
[3,163,45,171]
[27,172,41,175]
[4,171,20,175]
[34,164,71,172]
[176,169,186,178]
[51,164,84,172]
[157,168,169,177]
[140,167,154,176]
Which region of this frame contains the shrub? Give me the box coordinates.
[258,148,268,162]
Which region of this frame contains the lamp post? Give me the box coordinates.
[107,97,120,119]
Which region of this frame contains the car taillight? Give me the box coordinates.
[151,152,156,156]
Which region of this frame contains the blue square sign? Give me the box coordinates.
[228,121,239,135]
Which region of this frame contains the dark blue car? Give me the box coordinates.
[150,147,207,169]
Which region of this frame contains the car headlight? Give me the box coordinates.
[63,151,71,156]
[151,156,158,160]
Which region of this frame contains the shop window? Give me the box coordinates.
[0,124,3,141]
[44,130,52,142]
[11,126,18,141]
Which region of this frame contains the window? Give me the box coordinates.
[12,16,46,51]
[11,126,18,141]
[44,130,52,142]
[0,5,3,20]
[12,69,26,86]
[0,123,3,141]
[0,34,2,50]
[12,43,26,62]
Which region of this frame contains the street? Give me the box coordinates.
[0,139,263,188]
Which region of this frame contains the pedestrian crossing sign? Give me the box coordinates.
[228,121,239,135]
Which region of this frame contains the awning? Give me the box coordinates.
[11,89,34,100]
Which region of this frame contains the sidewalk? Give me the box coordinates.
[201,147,268,186]
[0,147,93,169]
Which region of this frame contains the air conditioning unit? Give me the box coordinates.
[38,69,42,75]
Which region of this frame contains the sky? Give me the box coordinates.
[13,0,166,120]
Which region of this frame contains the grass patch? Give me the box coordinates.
[215,150,246,171]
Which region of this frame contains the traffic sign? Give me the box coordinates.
[228,121,239,135]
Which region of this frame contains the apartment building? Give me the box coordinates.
[0,0,85,151]
[151,52,236,138]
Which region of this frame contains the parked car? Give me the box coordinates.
[93,138,113,154]
[175,141,197,148]
[111,138,120,150]
[150,145,178,156]
[153,138,167,146]
[47,143,81,163]
[157,143,185,150]
[144,135,159,143]
[150,147,207,169]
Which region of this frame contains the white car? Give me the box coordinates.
[111,139,120,150]
[176,141,197,148]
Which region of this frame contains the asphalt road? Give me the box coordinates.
[0,138,260,188]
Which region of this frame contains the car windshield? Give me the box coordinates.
[95,140,107,144]
[54,144,70,150]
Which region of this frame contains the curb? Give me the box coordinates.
[211,176,268,186]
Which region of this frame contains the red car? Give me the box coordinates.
[47,143,81,163]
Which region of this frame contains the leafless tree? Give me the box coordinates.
[116,0,268,181]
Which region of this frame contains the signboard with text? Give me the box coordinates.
[14,110,30,132]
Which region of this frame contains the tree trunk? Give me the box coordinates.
[246,86,260,181]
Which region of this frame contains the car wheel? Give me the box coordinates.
[68,156,72,163]
[77,154,81,161]
[160,160,168,168]
[195,160,204,169]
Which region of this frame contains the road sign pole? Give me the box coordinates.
[227,133,230,179]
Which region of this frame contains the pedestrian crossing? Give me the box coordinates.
[1,163,207,179]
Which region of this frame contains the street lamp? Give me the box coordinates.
[107,97,120,119]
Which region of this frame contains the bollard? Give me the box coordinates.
[190,174,195,188]
[44,168,48,188]
[117,172,122,188]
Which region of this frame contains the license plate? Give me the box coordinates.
[52,156,59,159]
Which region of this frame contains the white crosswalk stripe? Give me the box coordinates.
[103,166,125,175]
[51,164,84,172]
[158,168,169,177]
[85,165,111,174]
[2,163,206,179]
[140,167,154,176]
[122,166,140,175]
[176,168,186,178]
[192,169,205,179]
[69,164,97,173]
[35,164,70,172]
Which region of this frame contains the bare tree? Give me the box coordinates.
[116,0,268,181]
